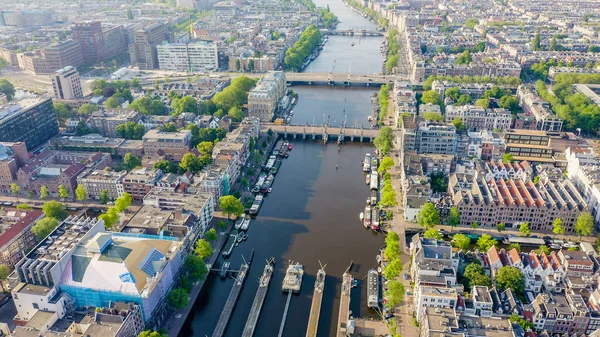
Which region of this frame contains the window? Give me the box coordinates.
[33,303,39,309]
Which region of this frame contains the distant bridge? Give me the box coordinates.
[262,124,377,143]
[321,29,384,36]
[285,72,393,86]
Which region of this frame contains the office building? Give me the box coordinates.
[11,214,184,325]
[142,129,192,161]
[248,72,286,122]
[177,0,210,10]
[51,66,83,100]
[400,116,457,155]
[0,97,58,150]
[503,129,580,166]
[87,108,142,137]
[121,167,164,201]
[72,21,128,65]
[157,40,218,72]
[2,10,52,27]
[516,85,563,132]
[129,22,171,70]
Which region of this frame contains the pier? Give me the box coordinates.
[211,262,250,337]
[305,267,327,337]
[337,272,354,337]
[242,259,275,337]
[278,292,293,337]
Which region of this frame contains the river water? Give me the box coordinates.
[180,1,384,336]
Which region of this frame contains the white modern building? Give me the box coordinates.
[51,66,83,100]
[157,40,218,72]
[248,71,286,121]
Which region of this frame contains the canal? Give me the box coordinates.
[180,1,385,336]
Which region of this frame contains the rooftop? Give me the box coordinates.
[0,97,50,123]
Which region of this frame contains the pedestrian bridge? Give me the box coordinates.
[262,124,378,143]
[321,29,384,36]
[285,72,391,86]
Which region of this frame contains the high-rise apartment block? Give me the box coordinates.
[72,21,128,65]
[129,22,171,70]
[157,40,218,72]
[51,66,83,100]
[0,97,58,150]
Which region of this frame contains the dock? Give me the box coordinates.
[242,259,275,337]
[305,267,327,337]
[278,291,293,337]
[337,272,354,337]
[211,262,250,337]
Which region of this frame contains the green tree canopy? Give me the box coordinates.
[99,207,119,229]
[167,288,189,309]
[421,90,442,106]
[40,186,49,200]
[78,103,97,115]
[115,192,132,213]
[195,239,213,259]
[184,254,208,282]
[219,195,244,219]
[452,234,471,251]
[417,202,439,229]
[153,160,177,174]
[42,200,67,220]
[385,280,405,309]
[495,266,525,298]
[32,217,60,240]
[384,258,403,279]
[552,218,565,236]
[205,228,218,242]
[75,185,87,203]
[378,156,394,173]
[576,212,594,238]
[0,78,16,100]
[424,229,442,240]
[124,153,142,170]
[519,222,530,237]
[476,234,498,251]
[374,126,394,155]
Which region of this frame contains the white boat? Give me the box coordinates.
[240,217,251,231]
[359,212,364,220]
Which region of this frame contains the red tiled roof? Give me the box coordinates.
[0,210,43,248]
[508,248,521,265]
[488,245,500,265]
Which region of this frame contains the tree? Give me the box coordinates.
[452,118,467,131]
[532,33,541,51]
[576,212,594,239]
[385,280,405,309]
[16,203,31,210]
[115,192,132,213]
[476,234,498,252]
[40,186,49,200]
[197,141,215,157]
[138,330,167,337]
[248,59,255,72]
[596,235,600,251]
[423,112,443,122]
[42,200,67,220]
[502,153,515,164]
[452,234,471,251]
[167,288,189,310]
[105,96,122,109]
[510,314,534,331]
[219,195,244,219]
[124,153,142,170]
[424,229,442,240]
[78,103,97,115]
[465,18,479,29]
[456,94,472,105]
[0,264,10,292]
[417,202,439,229]
[116,122,146,140]
[508,243,521,251]
[378,156,394,174]
[0,78,16,100]
[228,106,244,122]
[519,222,530,237]
[235,59,241,71]
[100,190,110,204]
[32,217,60,240]
[217,219,227,229]
[58,184,69,200]
[495,266,525,298]
[374,126,394,155]
[75,185,87,205]
[99,207,119,229]
[10,183,20,201]
[179,153,203,174]
[475,98,490,108]
[205,228,218,242]
[384,241,400,261]
[420,90,442,106]
[497,222,506,233]
[499,96,519,112]
[471,221,479,231]
[171,96,198,116]
[536,245,551,255]
[552,218,565,237]
[126,7,134,19]
[184,254,208,282]
[153,160,177,174]
[54,102,73,127]
[455,50,472,65]
[195,239,213,259]
[384,258,403,279]
[464,262,492,288]
[446,206,460,230]
[445,87,461,101]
